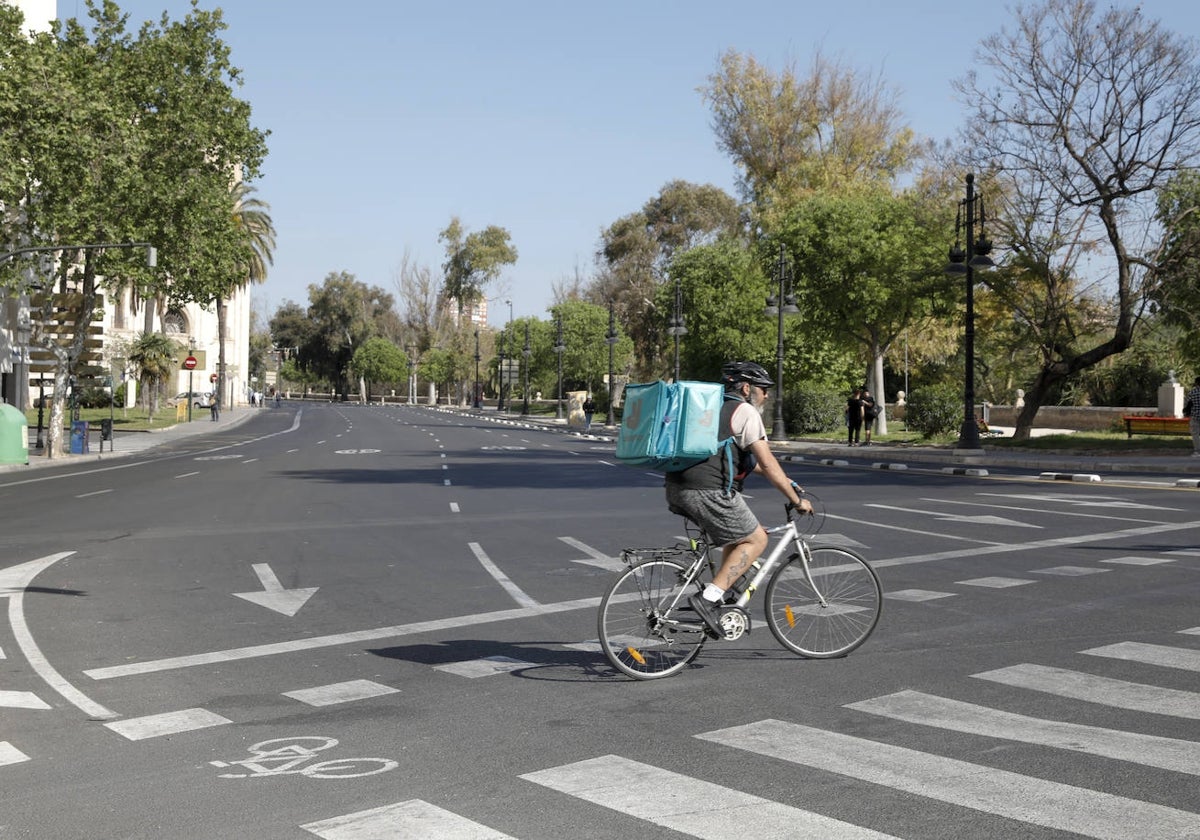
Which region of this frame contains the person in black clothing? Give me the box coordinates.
[846,388,864,446]
[860,387,877,445]
[582,395,596,432]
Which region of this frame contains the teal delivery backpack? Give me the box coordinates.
[615,380,725,471]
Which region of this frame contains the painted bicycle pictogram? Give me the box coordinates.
[210,736,397,779]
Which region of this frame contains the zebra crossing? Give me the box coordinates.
[302,626,1200,839]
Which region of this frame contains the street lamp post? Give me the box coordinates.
[521,322,531,416]
[605,301,618,427]
[553,316,565,421]
[945,173,995,451]
[406,344,416,404]
[665,275,687,381]
[473,330,481,408]
[763,243,799,442]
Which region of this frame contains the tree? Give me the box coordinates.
[351,337,410,400]
[778,189,951,432]
[701,49,915,223]
[956,0,1200,439]
[1153,170,1200,367]
[302,272,396,399]
[127,331,180,422]
[438,217,518,307]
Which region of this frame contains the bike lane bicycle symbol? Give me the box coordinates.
[210,737,397,779]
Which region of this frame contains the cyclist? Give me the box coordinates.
[664,361,812,635]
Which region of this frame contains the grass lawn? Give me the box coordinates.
[22,404,200,432]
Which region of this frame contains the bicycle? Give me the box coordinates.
[597,494,882,680]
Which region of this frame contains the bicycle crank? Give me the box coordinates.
[717,606,751,641]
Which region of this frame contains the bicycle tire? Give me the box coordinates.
[764,544,882,658]
[597,558,706,680]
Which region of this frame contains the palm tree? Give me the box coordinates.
[128,332,181,422]
[215,181,276,406]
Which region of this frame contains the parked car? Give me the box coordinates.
[168,391,209,408]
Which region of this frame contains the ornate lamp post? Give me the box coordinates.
[406,344,416,404]
[945,173,995,451]
[473,329,481,408]
[553,316,565,421]
[665,274,687,381]
[520,321,531,417]
[605,302,618,427]
[763,243,799,441]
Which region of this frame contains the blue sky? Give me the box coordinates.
[48,1,1200,326]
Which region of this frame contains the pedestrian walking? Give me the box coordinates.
[582,395,596,432]
[1187,375,1200,457]
[846,388,864,446]
[209,392,220,422]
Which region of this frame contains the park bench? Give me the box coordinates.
[1121,415,1191,438]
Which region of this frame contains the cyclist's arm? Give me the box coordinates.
[748,438,810,511]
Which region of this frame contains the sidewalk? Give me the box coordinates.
[3,406,260,473]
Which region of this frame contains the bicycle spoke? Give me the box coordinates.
[765,546,882,658]
[598,558,706,679]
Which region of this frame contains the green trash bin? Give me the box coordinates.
[0,403,29,465]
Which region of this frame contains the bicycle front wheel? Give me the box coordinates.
[597,559,706,680]
[764,545,882,658]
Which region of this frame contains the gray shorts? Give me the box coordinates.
[664,484,759,547]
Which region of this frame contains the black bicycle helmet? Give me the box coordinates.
[721,361,775,389]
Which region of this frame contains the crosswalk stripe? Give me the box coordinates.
[521,754,899,839]
[1083,641,1200,672]
[0,741,30,767]
[973,662,1200,718]
[846,689,1200,775]
[283,679,399,706]
[301,799,516,839]
[103,708,231,741]
[433,656,536,678]
[698,720,1200,840]
[0,689,51,710]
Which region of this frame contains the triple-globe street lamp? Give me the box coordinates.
[666,275,687,381]
[944,173,996,451]
[606,302,618,427]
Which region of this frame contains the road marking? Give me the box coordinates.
[557,536,622,571]
[450,502,460,513]
[301,799,517,839]
[104,708,231,740]
[847,689,1200,775]
[1102,555,1176,565]
[468,542,538,608]
[233,563,318,616]
[1083,642,1200,672]
[1031,565,1110,576]
[1,552,116,720]
[283,680,399,707]
[521,755,899,839]
[973,663,1200,719]
[0,690,51,709]
[884,589,956,602]
[175,471,200,478]
[699,720,1200,839]
[864,504,1041,528]
[75,489,112,498]
[0,741,30,767]
[956,576,1035,588]
[825,513,1004,545]
[85,595,605,680]
[980,492,1176,511]
[434,656,537,678]
[858,519,1200,570]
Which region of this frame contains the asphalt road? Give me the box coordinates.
[1,403,1198,839]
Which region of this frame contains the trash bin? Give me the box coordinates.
[69,420,90,454]
[0,404,29,465]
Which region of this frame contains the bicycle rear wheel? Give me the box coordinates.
[598,558,706,680]
[764,545,882,658]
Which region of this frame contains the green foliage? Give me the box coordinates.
[905,383,962,438]
[299,273,396,396]
[782,382,846,434]
[439,217,518,306]
[128,332,183,419]
[351,338,410,393]
[419,347,457,390]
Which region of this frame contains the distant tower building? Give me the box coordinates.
[445,296,488,329]
[12,1,57,34]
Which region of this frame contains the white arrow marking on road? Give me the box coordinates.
[234,563,318,616]
[979,492,1177,511]
[865,504,1042,528]
[558,537,623,571]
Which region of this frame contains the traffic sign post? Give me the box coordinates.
[184,356,197,422]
